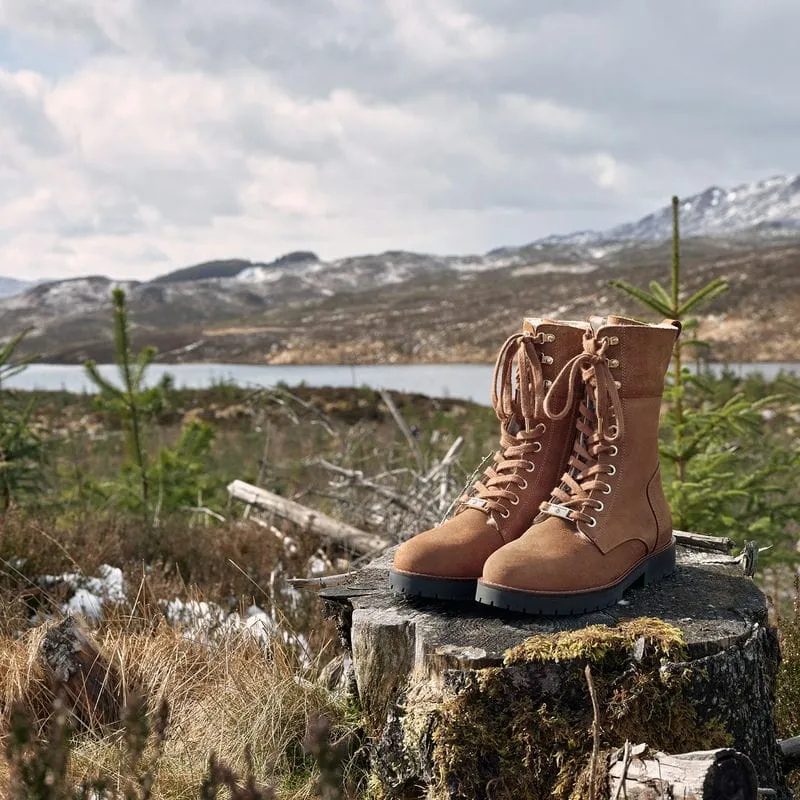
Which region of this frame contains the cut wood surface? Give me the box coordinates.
[321,531,787,799]
[607,745,758,800]
[227,479,389,555]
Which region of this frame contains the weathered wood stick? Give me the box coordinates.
[227,479,390,555]
[288,572,358,588]
[607,744,758,800]
[673,530,736,553]
[379,389,425,474]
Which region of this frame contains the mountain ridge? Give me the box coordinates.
[0,172,798,365]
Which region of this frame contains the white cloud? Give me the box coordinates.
[1,0,800,279]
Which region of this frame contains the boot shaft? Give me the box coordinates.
[542,316,680,554]
[596,315,680,399]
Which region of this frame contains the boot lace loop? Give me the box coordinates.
[539,332,624,526]
[460,331,550,522]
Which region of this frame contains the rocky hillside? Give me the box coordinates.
[0,276,34,299]
[1,234,797,365]
[1,174,799,365]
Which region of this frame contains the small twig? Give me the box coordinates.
[181,505,226,523]
[287,572,357,588]
[613,740,632,800]
[379,389,425,473]
[439,451,494,524]
[313,458,421,513]
[585,664,601,800]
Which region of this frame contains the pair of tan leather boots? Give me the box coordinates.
[389,315,681,616]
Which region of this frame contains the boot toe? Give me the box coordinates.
[481,519,649,594]
[392,514,503,580]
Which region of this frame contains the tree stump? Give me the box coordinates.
[321,535,787,800]
[40,616,123,731]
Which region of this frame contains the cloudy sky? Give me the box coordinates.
[1,1,799,281]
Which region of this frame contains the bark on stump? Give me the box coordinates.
[321,537,787,800]
[39,616,123,731]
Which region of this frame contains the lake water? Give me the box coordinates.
[5,361,798,407]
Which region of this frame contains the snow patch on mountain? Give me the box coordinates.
[3,276,137,315]
[530,174,800,248]
[608,174,800,241]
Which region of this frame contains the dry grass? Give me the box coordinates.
[0,614,360,799]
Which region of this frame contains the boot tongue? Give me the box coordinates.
[588,315,606,334]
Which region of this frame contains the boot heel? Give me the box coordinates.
[643,540,676,584]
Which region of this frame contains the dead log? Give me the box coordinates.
[39,616,123,730]
[779,736,800,772]
[227,479,390,555]
[607,744,758,799]
[321,540,788,799]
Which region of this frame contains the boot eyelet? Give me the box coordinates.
[544,380,552,388]
[540,355,554,365]
[593,500,604,512]
[608,359,619,368]
[500,509,511,519]
[608,445,618,457]
[519,479,529,490]
[525,461,536,472]
[532,442,543,453]
[607,465,617,476]
[509,494,520,506]
[585,516,597,528]
[601,483,612,495]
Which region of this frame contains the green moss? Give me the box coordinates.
[504,617,687,666]
[401,619,730,800]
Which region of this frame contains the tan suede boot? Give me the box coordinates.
[389,318,589,600]
[475,316,681,615]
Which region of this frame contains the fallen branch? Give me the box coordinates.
[313,459,421,513]
[607,744,759,799]
[228,479,389,555]
[673,530,735,553]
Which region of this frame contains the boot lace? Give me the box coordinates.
[458,330,551,523]
[539,332,624,527]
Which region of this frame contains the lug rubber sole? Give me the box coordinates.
[389,570,477,601]
[474,541,677,616]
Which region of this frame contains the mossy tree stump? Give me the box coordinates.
[322,535,787,800]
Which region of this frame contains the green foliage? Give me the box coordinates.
[84,289,215,520]
[149,419,216,514]
[0,329,45,510]
[610,196,800,559]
